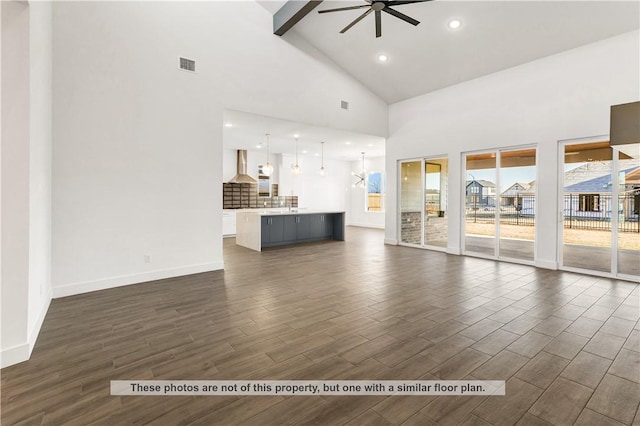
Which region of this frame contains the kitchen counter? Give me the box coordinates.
[236,210,345,251]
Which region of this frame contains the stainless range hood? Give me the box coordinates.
[228,150,257,183]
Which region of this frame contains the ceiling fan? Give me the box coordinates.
[318,0,431,38]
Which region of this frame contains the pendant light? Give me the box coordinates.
[291,137,301,175]
[263,133,273,176]
[352,152,366,188]
[319,141,327,176]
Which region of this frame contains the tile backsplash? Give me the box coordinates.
[223,183,297,209]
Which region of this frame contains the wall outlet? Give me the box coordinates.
[144,254,152,263]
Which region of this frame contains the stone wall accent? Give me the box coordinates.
[400,211,422,244]
[425,215,448,244]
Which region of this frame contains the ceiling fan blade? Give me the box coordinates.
[382,6,420,26]
[387,0,431,6]
[318,4,370,14]
[340,8,374,33]
[375,10,382,37]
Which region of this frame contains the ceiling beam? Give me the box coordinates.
[273,0,323,36]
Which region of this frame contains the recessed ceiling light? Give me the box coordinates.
[293,133,300,138]
[368,143,373,147]
[302,150,308,154]
[377,54,388,62]
[448,19,462,30]
[345,141,351,145]
[224,123,233,128]
[256,144,262,149]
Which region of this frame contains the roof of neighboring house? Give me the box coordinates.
[565,166,639,193]
[501,182,532,197]
[466,180,496,188]
[563,160,639,188]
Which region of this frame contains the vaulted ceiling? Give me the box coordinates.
[263,1,640,104]
[228,1,639,160]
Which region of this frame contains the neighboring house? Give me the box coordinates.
[501,182,533,206]
[501,182,536,215]
[466,180,496,207]
[563,161,640,220]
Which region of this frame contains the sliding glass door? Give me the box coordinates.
[618,151,640,277]
[463,148,537,263]
[464,154,497,256]
[499,149,536,261]
[425,158,448,248]
[562,142,612,272]
[400,160,423,245]
[399,157,449,249]
[561,141,639,279]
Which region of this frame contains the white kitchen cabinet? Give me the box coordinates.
[222,211,237,237]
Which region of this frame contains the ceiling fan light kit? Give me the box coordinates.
[318,0,430,38]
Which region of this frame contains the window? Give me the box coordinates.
[366,171,384,211]
[257,165,270,197]
[579,194,600,212]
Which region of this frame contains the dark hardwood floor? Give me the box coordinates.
[1,227,639,425]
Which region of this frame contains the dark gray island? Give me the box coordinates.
[235,210,345,251]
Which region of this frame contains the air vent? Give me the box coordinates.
[179,57,195,72]
[341,100,349,110]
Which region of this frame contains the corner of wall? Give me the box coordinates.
[27,285,52,356]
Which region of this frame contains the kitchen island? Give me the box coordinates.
[235,210,345,251]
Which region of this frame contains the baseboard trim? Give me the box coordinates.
[53,261,225,298]
[0,343,30,369]
[348,223,385,230]
[1,287,53,369]
[384,238,398,245]
[535,260,558,270]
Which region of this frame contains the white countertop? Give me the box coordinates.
[238,209,345,216]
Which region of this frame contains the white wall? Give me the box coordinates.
[349,156,386,229]
[1,0,31,367]
[1,0,53,368]
[386,30,640,269]
[279,153,351,212]
[51,1,387,297]
[28,0,53,356]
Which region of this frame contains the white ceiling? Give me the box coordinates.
[232,1,638,160]
[223,109,386,160]
[273,0,639,103]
